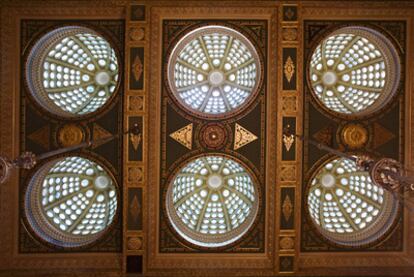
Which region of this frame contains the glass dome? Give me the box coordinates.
[166,155,259,247]
[25,156,118,248]
[307,157,398,247]
[309,26,400,117]
[167,25,261,118]
[26,26,119,118]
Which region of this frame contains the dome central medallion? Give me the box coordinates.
[199,123,229,150]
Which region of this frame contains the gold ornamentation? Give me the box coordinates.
[280,164,296,182]
[280,237,295,250]
[0,157,12,185]
[132,55,143,82]
[280,165,296,182]
[282,28,298,41]
[199,123,228,150]
[28,125,50,149]
[127,237,143,250]
[92,123,113,149]
[372,122,395,149]
[280,256,294,272]
[169,123,193,150]
[282,195,293,222]
[284,7,296,20]
[282,96,297,114]
[130,132,142,151]
[130,195,141,223]
[234,123,258,150]
[284,56,295,83]
[131,5,145,20]
[128,166,143,184]
[130,27,145,41]
[57,124,84,147]
[341,123,368,149]
[283,133,295,152]
[129,95,144,112]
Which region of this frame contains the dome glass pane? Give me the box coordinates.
[307,157,398,246]
[25,156,118,248]
[26,26,119,117]
[309,26,400,116]
[166,155,259,247]
[167,25,261,118]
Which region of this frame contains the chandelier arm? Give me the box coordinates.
[0,124,141,185]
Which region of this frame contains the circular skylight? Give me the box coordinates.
[167,25,261,118]
[307,157,398,247]
[309,26,400,117]
[25,156,118,248]
[26,26,119,118]
[166,155,259,247]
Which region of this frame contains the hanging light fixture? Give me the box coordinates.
[283,125,414,207]
[0,124,141,185]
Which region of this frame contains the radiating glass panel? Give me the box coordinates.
[309,27,400,116]
[166,155,259,247]
[25,156,118,248]
[167,26,261,118]
[26,26,119,117]
[307,157,398,246]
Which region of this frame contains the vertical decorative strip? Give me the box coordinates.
[278,2,300,274]
[124,2,148,275]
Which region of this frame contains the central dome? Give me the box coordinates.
[167,25,261,118]
[166,155,259,247]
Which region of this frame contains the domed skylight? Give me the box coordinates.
[166,155,259,247]
[309,26,400,117]
[25,156,118,248]
[307,157,398,247]
[167,25,261,118]
[26,26,119,117]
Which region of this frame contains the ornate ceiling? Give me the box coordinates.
[0,1,414,276]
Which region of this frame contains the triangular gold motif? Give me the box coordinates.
[92,124,113,149]
[373,123,395,149]
[169,123,193,150]
[234,123,258,150]
[28,125,50,150]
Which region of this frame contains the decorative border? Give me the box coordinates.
[277,4,301,274]
[123,2,148,275]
